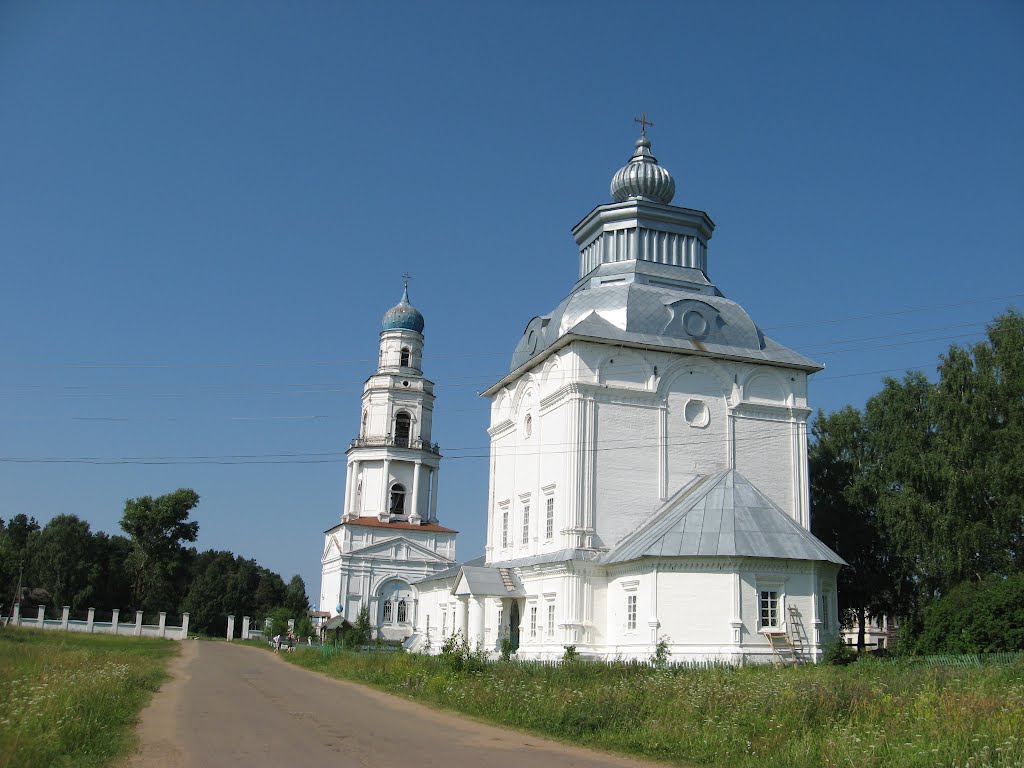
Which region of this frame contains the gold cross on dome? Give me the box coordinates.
[634,112,655,137]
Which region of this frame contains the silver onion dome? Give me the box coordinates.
[610,136,676,204]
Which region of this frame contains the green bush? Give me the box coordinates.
[914,573,1024,653]
[821,638,856,666]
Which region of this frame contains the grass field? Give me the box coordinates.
[283,648,1024,768]
[0,627,177,768]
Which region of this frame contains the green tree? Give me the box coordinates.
[284,574,309,617]
[87,533,133,611]
[26,515,96,610]
[0,514,40,605]
[810,406,896,648]
[353,604,372,644]
[120,488,200,611]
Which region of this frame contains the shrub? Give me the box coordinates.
[913,573,1024,653]
[651,635,672,668]
[562,644,580,663]
[821,638,856,666]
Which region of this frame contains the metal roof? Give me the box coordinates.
[454,566,526,598]
[603,469,846,566]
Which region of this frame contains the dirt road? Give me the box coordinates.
[126,641,668,768]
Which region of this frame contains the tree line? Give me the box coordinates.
[810,310,1024,653]
[0,488,312,637]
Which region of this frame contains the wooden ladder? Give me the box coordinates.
[786,606,807,664]
[766,631,799,666]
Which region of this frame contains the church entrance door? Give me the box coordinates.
[509,600,520,652]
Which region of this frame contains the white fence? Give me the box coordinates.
[1,604,189,640]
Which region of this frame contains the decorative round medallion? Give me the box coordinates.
[683,310,709,339]
[683,398,710,428]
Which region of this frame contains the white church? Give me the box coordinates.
[321,127,844,662]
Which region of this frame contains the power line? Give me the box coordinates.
[0,422,818,466]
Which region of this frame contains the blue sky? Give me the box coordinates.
[2,1,1022,601]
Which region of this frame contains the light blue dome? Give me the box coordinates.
[381,285,425,333]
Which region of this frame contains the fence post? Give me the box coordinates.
[242,616,250,640]
[61,606,70,630]
[12,603,20,626]
[158,612,167,639]
[87,607,95,633]
[226,615,235,641]
[180,612,190,640]
[111,608,120,635]
[36,605,45,628]
[135,610,143,636]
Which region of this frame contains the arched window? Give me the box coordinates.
[399,347,411,367]
[394,411,411,447]
[389,483,406,515]
[361,410,368,437]
[397,599,407,623]
[383,600,393,623]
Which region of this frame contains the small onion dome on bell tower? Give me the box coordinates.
[381,282,425,333]
[610,135,676,205]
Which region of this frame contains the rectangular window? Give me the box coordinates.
[497,607,503,638]
[626,594,637,631]
[822,593,831,631]
[441,610,447,637]
[501,509,509,548]
[547,604,555,637]
[760,589,780,629]
[530,606,537,638]
[522,505,530,544]
[545,497,554,541]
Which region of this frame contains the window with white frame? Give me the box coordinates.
[383,600,393,623]
[821,592,831,631]
[547,604,555,637]
[529,606,537,638]
[441,608,447,636]
[522,504,530,544]
[397,599,407,623]
[626,594,637,631]
[497,607,504,638]
[501,507,509,548]
[760,588,781,629]
[545,497,554,541]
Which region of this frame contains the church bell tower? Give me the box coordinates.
[341,281,441,525]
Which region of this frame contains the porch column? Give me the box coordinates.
[468,597,485,649]
[454,597,469,640]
